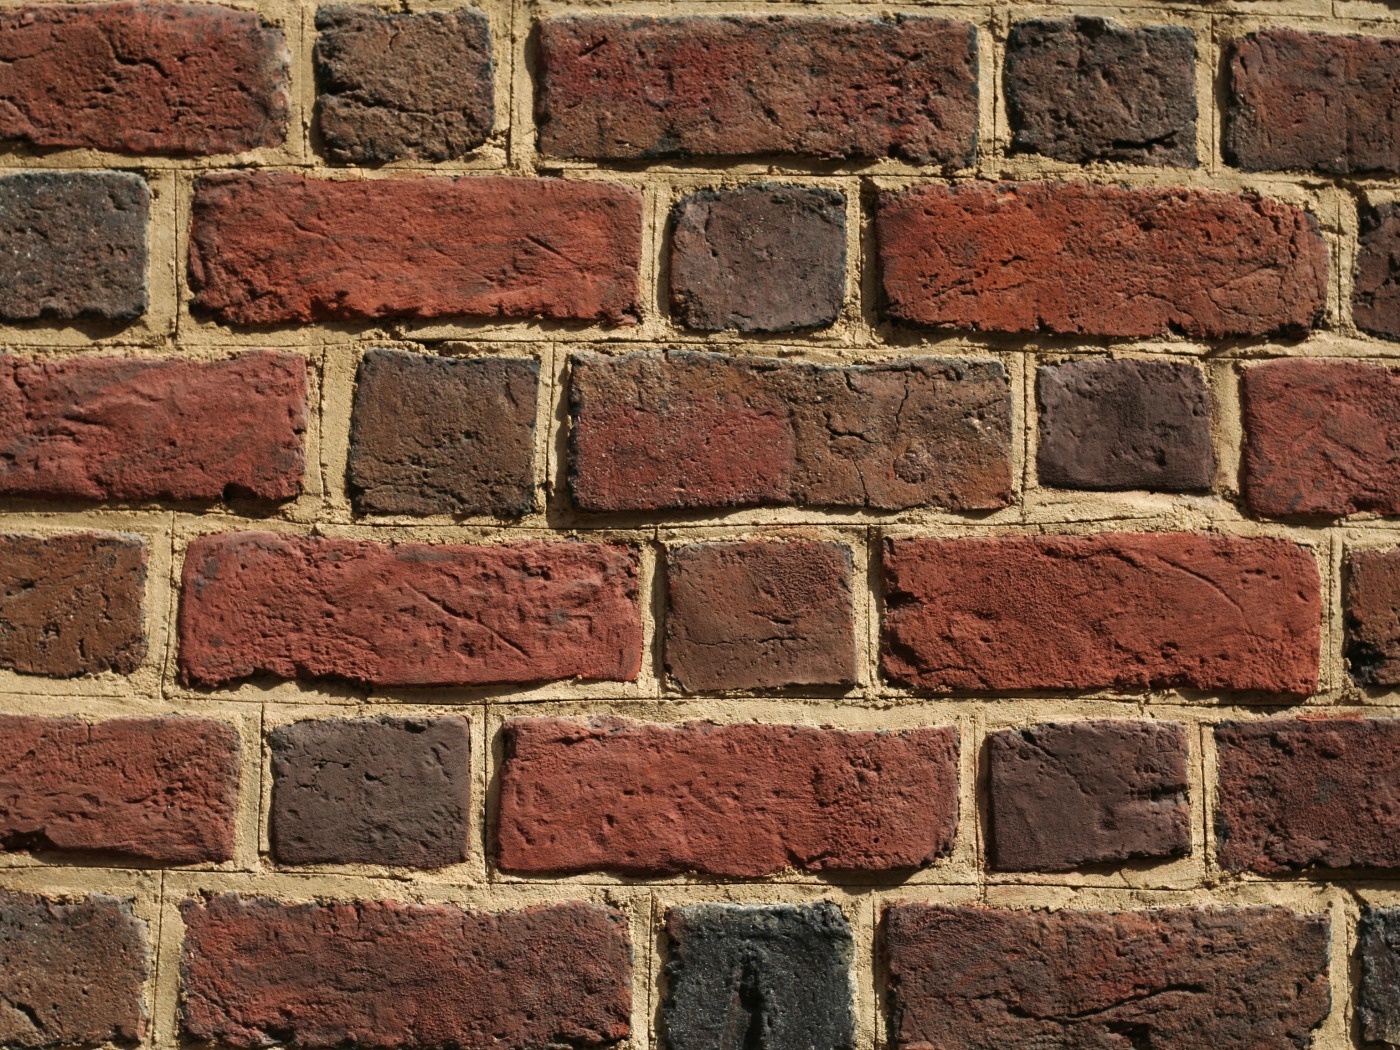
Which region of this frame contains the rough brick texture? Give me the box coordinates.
[665,540,856,692]
[0,352,306,503]
[1242,359,1400,518]
[1036,358,1214,492]
[569,351,1012,513]
[669,185,846,333]
[987,720,1191,872]
[0,531,146,677]
[1228,28,1400,175]
[664,904,855,1050]
[178,532,641,688]
[1005,17,1197,168]
[1216,718,1400,873]
[0,891,148,1048]
[315,6,493,163]
[189,173,642,326]
[0,715,239,864]
[882,533,1321,695]
[180,895,632,1050]
[497,718,959,877]
[0,171,148,322]
[270,716,471,869]
[1359,908,1400,1045]
[1347,548,1400,685]
[1354,202,1400,340]
[536,15,978,165]
[0,2,288,156]
[885,904,1330,1050]
[878,181,1328,339]
[348,350,538,518]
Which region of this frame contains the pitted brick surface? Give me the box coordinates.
[497,718,959,877]
[1346,548,1400,685]
[1354,202,1400,340]
[1360,908,1400,1045]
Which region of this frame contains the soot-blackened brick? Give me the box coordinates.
[0,171,148,322]
[0,891,148,1048]
[1355,202,1400,340]
[665,540,856,692]
[1005,16,1197,168]
[1347,548,1400,686]
[314,6,494,163]
[270,716,471,869]
[664,903,855,1050]
[1036,358,1214,491]
[669,185,846,333]
[1360,908,1400,1045]
[987,720,1190,872]
[348,350,539,517]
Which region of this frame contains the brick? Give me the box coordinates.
[1242,359,1400,518]
[0,891,147,1047]
[1353,201,1400,340]
[314,6,494,163]
[885,904,1330,1050]
[569,351,1012,513]
[180,895,632,1050]
[1036,358,1214,492]
[0,715,239,864]
[189,172,643,326]
[987,720,1190,872]
[0,531,146,677]
[497,717,959,877]
[536,15,977,164]
[1216,717,1400,873]
[348,350,538,518]
[270,716,470,869]
[1005,16,1197,168]
[1347,549,1400,685]
[1359,908,1400,1045]
[882,533,1321,695]
[0,171,147,321]
[0,352,306,503]
[0,2,288,156]
[664,904,854,1050]
[178,532,641,688]
[1227,28,1400,175]
[665,540,856,692]
[669,185,846,333]
[878,181,1328,339]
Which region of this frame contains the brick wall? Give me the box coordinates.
[6,1,1400,1048]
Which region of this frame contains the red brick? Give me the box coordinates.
[1242,359,1400,517]
[177,532,642,688]
[1345,548,1400,685]
[497,717,959,877]
[536,15,977,165]
[878,181,1328,339]
[189,173,642,326]
[886,904,1330,1050]
[179,895,632,1050]
[882,533,1321,695]
[0,352,307,503]
[0,715,239,864]
[0,2,288,156]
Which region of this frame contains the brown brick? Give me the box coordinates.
[179,895,632,1050]
[1354,202,1400,340]
[0,891,148,1047]
[497,717,959,877]
[882,533,1321,695]
[1228,28,1400,174]
[1347,548,1400,685]
[886,904,1330,1050]
[536,15,978,164]
[348,350,539,518]
[987,720,1190,872]
[665,540,856,692]
[1216,717,1400,873]
[0,715,239,864]
[0,2,288,156]
[1359,907,1400,1045]
[314,6,494,163]
[569,351,1011,513]
[669,184,846,333]
[0,352,307,503]
[189,172,642,326]
[177,532,642,688]
[1242,359,1400,518]
[878,181,1328,339]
